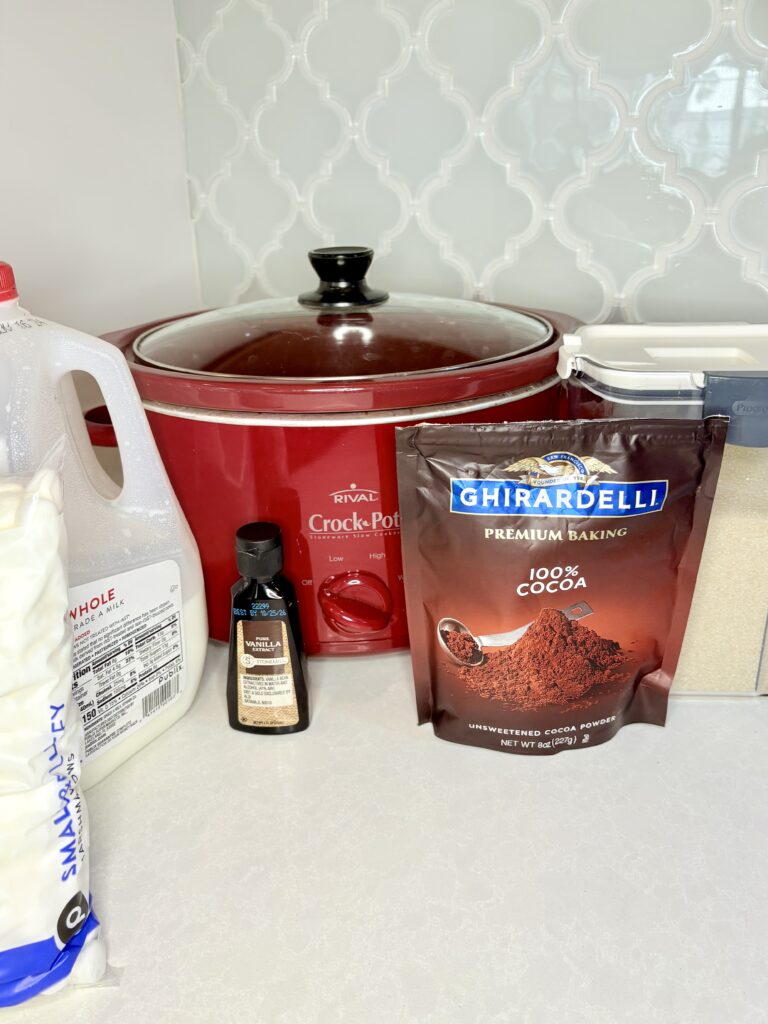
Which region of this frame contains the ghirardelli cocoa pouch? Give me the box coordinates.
[395,419,726,755]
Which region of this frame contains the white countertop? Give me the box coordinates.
[5,644,768,1024]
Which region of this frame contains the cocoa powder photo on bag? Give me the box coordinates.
[395,418,726,756]
[447,608,625,710]
[442,628,481,664]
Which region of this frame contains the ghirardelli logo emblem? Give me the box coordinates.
[330,483,379,505]
[504,452,617,487]
[451,451,667,519]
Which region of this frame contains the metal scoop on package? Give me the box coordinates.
[437,600,594,668]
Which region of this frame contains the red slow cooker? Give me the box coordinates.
[101,247,573,654]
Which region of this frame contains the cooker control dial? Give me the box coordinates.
[318,570,393,635]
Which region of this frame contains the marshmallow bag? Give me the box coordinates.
[0,461,106,1005]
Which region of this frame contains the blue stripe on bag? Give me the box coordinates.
[0,910,99,1006]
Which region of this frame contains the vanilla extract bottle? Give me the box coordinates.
[227,522,309,734]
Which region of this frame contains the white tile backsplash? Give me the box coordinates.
[174,0,768,322]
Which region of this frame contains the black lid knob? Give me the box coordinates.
[236,522,283,578]
[298,246,389,309]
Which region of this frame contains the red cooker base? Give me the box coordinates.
[102,309,573,656]
[308,636,408,657]
[144,386,560,654]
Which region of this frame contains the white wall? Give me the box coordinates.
[0,0,200,336]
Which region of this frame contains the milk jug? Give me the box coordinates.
[0,262,207,787]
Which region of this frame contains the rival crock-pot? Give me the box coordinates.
[101,247,574,654]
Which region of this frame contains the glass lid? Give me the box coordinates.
[133,247,553,380]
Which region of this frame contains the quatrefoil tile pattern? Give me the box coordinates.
[175,0,768,322]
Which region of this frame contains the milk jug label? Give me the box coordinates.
[68,561,185,762]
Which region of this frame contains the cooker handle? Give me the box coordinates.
[298,247,389,309]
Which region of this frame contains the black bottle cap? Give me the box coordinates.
[236,522,283,578]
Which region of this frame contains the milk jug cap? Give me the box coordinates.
[0,262,18,302]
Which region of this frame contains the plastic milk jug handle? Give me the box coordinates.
[50,327,173,510]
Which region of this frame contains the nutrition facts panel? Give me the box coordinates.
[69,561,185,761]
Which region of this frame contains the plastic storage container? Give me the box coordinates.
[559,324,768,696]
[0,262,207,786]
[558,323,768,418]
